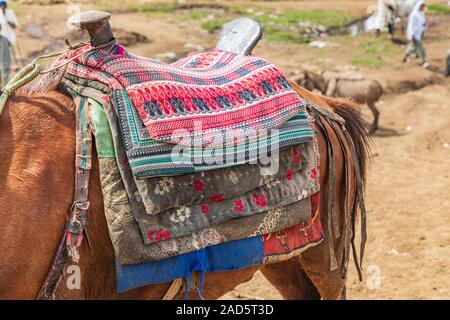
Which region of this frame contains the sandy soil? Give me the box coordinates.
[9,0,450,300]
[224,79,450,300]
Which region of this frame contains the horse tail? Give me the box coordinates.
[318,96,372,280]
[321,96,372,185]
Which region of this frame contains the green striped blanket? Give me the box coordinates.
[112,89,314,179]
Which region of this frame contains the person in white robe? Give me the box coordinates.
[0,0,18,86]
[403,0,428,68]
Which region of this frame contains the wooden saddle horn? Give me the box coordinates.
[68,10,115,47]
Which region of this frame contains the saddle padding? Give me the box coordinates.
[65,45,308,150]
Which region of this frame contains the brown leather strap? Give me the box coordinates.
[306,101,366,281]
[66,171,90,263]
[67,96,91,262]
[36,230,69,300]
[323,115,354,279]
[36,95,92,299]
[309,110,338,271]
[324,116,353,279]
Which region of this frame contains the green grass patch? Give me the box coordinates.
[359,38,397,56]
[250,9,354,44]
[254,10,353,28]
[232,5,249,15]
[190,11,208,20]
[350,37,398,68]
[352,56,383,68]
[265,29,312,44]
[201,21,222,33]
[428,4,450,14]
[133,3,178,13]
[338,35,356,46]
[97,0,179,13]
[97,0,125,12]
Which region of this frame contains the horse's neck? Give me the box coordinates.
[0,93,77,298]
[0,93,108,299]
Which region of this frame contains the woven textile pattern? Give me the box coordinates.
[83,90,321,264]
[114,87,314,178]
[66,45,310,147]
[60,44,314,178]
[57,46,322,269]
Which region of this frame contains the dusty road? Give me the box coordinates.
[9,0,450,299]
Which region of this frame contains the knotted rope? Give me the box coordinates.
[0,39,115,115]
[0,62,42,114]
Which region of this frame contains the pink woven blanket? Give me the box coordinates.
[64,45,307,147]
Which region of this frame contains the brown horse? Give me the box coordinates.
[0,81,370,300]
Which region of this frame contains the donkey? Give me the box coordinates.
[0,78,370,299]
[298,70,383,134]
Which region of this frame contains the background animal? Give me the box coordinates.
[297,70,383,134]
[370,0,418,34]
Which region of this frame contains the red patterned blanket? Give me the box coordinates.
[64,45,307,147]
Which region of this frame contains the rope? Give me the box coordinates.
[0,39,116,115]
[0,63,42,114]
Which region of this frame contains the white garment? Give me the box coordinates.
[0,9,18,46]
[367,0,420,32]
[395,0,419,18]
[371,0,387,30]
[406,0,426,41]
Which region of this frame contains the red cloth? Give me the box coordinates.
[263,192,322,256]
[63,45,307,147]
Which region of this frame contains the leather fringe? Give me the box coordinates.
[307,102,366,281]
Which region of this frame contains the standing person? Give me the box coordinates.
[403,0,429,68]
[0,0,18,87]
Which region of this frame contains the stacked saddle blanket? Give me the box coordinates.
[81,90,322,255]
[82,96,323,291]
[61,44,314,178]
[87,95,320,261]
[57,43,322,292]
[116,192,322,293]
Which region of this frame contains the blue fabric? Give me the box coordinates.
[116,236,264,293]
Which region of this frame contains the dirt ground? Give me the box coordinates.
[9,0,449,299]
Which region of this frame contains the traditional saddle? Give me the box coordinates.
[33,11,324,298]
